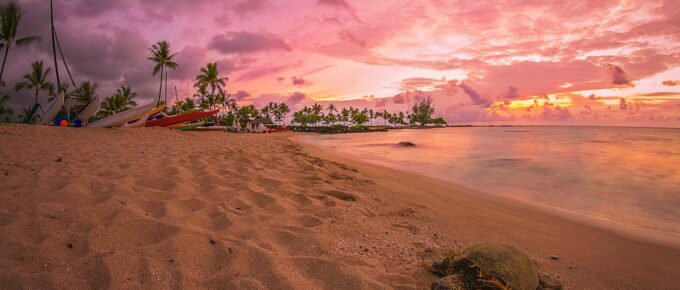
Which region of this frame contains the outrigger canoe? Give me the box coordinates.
[39,93,65,125]
[88,102,157,128]
[123,104,167,127]
[174,122,205,131]
[146,109,219,127]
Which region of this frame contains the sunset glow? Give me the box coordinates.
[2,0,679,126]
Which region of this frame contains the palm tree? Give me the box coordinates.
[48,82,70,102]
[194,62,228,99]
[0,2,40,87]
[312,103,323,126]
[15,60,53,110]
[275,103,289,125]
[72,81,99,101]
[216,90,234,123]
[97,86,136,118]
[0,94,12,121]
[18,105,37,123]
[193,83,208,106]
[148,41,178,105]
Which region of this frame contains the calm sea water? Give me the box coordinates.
[301,126,680,246]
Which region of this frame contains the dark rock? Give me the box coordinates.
[209,239,216,245]
[550,255,559,261]
[67,243,73,249]
[398,141,416,147]
[55,157,63,162]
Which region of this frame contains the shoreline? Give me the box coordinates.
[1,125,679,289]
[299,133,680,250]
[296,133,680,289]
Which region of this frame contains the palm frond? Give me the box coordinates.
[15,35,39,46]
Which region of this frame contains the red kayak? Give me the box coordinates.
[146,109,219,127]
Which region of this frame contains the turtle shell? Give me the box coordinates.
[432,243,539,290]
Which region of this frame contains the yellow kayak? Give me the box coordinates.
[120,104,166,128]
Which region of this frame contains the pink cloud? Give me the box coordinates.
[209,31,290,54]
[291,76,310,87]
[233,90,251,101]
[287,92,307,104]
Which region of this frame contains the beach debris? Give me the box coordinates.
[55,157,63,162]
[549,255,559,261]
[397,141,416,147]
[428,243,540,290]
[66,243,73,249]
[209,239,216,245]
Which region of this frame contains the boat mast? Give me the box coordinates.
[50,0,61,86]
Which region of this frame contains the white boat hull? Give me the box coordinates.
[88,102,156,128]
[40,93,65,125]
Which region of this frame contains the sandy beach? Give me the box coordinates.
[1,125,679,289]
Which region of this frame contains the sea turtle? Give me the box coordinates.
[430,243,540,290]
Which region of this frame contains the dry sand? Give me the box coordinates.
[0,124,679,289]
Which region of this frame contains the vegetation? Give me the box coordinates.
[14,61,53,122]
[409,96,435,125]
[0,93,12,121]
[0,1,40,87]
[96,86,135,119]
[288,99,444,130]
[148,41,178,105]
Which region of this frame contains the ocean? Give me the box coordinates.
[301,126,680,246]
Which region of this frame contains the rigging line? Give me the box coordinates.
[54,30,76,87]
[50,0,61,86]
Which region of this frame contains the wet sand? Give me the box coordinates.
[0,125,679,289]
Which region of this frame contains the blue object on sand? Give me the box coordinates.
[75,119,83,127]
[53,118,61,126]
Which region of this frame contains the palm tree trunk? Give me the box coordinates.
[0,46,10,87]
[34,90,39,108]
[157,65,164,106]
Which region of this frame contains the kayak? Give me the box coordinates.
[89,102,157,128]
[192,126,227,131]
[77,95,101,122]
[123,104,168,128]
[174,122,205,131]
[146,109,219,127]
[120,114,148,128]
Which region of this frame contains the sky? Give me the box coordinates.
[2,0,679,126]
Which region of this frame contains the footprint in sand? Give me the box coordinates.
[135,177,177,192]
[255,175,283,187]
[83,254,111,289]
[293,257,371,289]
[312,195,336,207]
[89,218,179,247]
[274,230,325,256]
[135,200,167,219]
[156,165,180,177]
[324,190,358,201]
[208,210,233,231]
[89,179,116,204]
[297,214,324,228]
[391,223,420,234]
[291,194,312,207]
[174,198,209,212]
[245,190,277,209]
